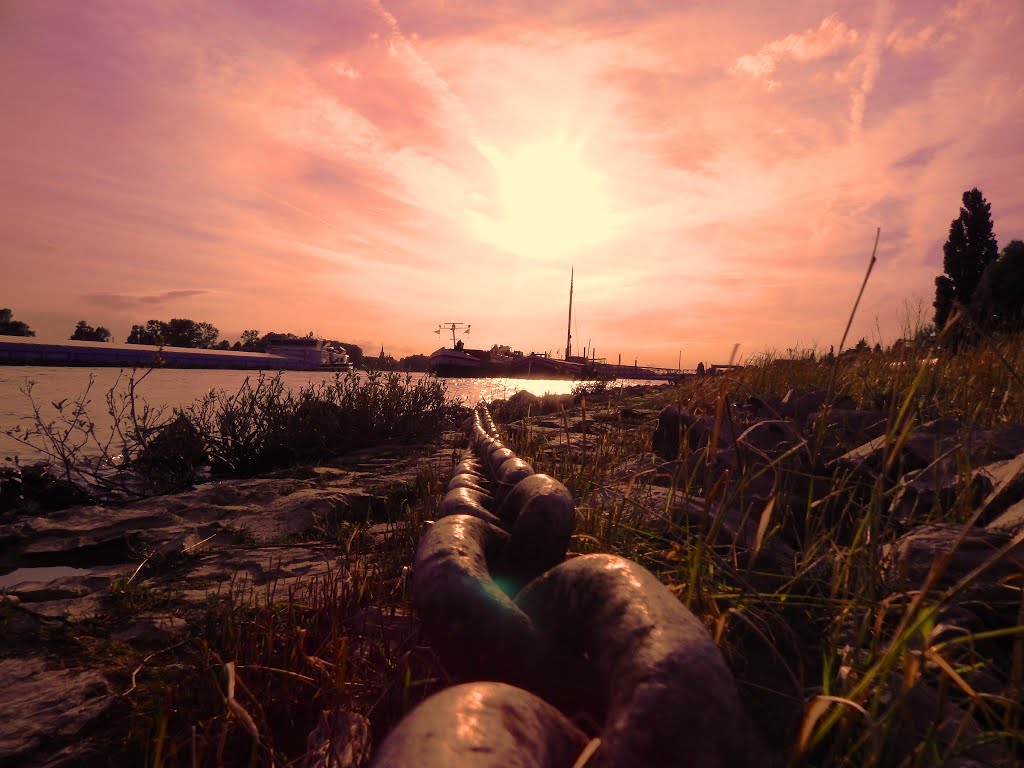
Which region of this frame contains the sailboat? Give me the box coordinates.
[506,268,602,379]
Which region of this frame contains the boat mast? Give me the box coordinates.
[439,322,469,348]
[565,266,573,360]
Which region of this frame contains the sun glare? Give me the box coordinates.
[470,139,614,258]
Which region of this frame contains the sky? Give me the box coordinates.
[1,0,1022,368]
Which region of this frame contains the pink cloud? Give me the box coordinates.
[732,14,860,84]
[0,0,1022,367]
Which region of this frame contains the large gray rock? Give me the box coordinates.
[653,406,738,460]
[780,389,855,422]
[885,524,1024,591]
[976,451,1024,525]
[835,422,1024,479]
[0,657,112,764]
[735,419,804,456]
[889,466,993,524]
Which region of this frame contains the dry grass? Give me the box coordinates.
[498,338,1024,766]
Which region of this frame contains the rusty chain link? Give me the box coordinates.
[371,404,750,767]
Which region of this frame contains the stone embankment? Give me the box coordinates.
[0,440,456,766]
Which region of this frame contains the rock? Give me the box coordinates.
[780,389,854,422]
[743,394,784,420]
[652,405,730,459]
[0,657,112,763]
[832,419,1017,479]
[889,467,993,525]
[497,390,541,421]
[976,451,1024,525]
[885,524,1024,591]
[891,679,1017,767]
[985,499,1024,534]
[178,545,350,603]
[652,450,709,489]
[735,420,803,455]
[619,407,650,422]
[110,612,189,648]
[809,409,889,455]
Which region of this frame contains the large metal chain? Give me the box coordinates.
[371,404,749,767]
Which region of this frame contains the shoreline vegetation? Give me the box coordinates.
[1,329,1023,766]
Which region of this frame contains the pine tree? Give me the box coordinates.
[933,188,998,328]
[975,240,1024,331]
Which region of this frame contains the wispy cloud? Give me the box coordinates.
[83,290,212,311]
[732,14,860,88]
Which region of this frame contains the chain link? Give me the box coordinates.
[372,404,749,767]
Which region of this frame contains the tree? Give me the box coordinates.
[240,329,261,350]
[126,319,169,345]
[0,308,35,336]
[125,318,220,348]
[165,318,219,348]
[934,188,999,328]
[974,240,1024,331]
[69,320,112,342]
[400,354,431,372]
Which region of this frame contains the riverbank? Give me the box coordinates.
[2,337,1023,765]
[0,366,671,463]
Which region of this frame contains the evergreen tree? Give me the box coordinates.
[933,188,998,328]
[974,240,1024,331]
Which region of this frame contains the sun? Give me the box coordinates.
[469,138,615,258]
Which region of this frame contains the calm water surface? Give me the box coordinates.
[0,366,666,462]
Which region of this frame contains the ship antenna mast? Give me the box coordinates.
[439,322,469,348]
[565,266,574,360]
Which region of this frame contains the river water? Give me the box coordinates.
[0,366,667,463]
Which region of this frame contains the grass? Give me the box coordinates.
[495,335,1024,766]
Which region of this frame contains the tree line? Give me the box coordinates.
[933,187,1024,335]
[0,312,369,364]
